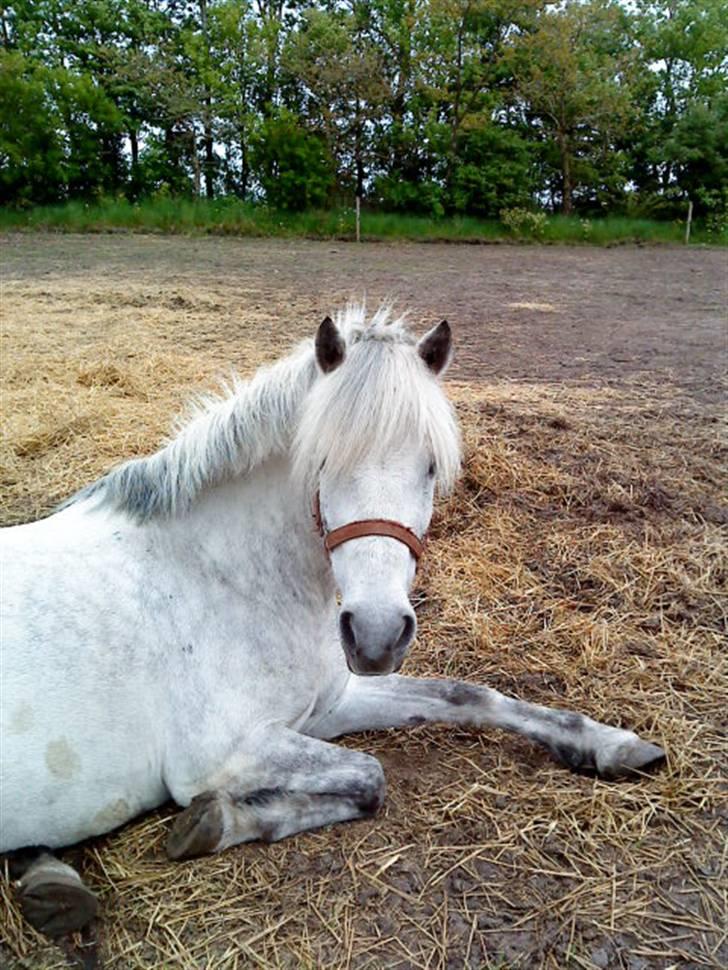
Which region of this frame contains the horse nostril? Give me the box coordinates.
[340,610,357,651]
[397,613,416,650]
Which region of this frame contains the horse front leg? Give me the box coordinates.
[305,675,665,780]
[165,731,385,860]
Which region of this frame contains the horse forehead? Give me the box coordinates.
[345,448,425,484]
[328,457,425,510]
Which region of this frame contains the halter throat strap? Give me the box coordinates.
[312,491,425,564]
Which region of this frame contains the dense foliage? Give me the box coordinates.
[1,0,726,221]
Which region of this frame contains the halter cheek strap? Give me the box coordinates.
[312,491,425,565]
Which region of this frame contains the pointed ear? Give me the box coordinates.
[417,320,452,375]
[315,316,345,374]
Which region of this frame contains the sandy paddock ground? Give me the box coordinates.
[0,235,726,969]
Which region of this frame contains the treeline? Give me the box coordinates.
[1,0,726,220]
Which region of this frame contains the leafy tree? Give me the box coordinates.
[450,123,535,216]
[353,0,424,189]
[284,7,387,197]
[250,108,334,209]
[508,0,638,213]
[0,0,725,218]
[0,52,65,203]
[662,94,728,211]
[630,0,728,212]
[417,0,512,200]
[207,1,265,197]
[369,0,535,213]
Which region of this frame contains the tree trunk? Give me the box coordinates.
[354,97,364,199]
[1,10,11,48]
[191,130,201,197]
[199,0,214,198]
[257,0,282,114]
[558,131,573,215]
[129,128,140,200]
[240,134,249,198]
[203,100,214,199]
[445,14,465,199]
[100,132,124,193]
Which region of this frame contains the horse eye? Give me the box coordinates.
[428,461,437,478]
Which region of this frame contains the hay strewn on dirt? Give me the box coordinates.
[1,245,726,970]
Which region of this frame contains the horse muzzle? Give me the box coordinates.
[339,602,417,676]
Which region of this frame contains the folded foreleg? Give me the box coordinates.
[166,731,385,860]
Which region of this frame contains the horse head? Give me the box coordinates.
[296,309,461,675]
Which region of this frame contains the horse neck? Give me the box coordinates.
[156,454,334,600]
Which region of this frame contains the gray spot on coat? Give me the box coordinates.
[442,682,483,707]
[45,738,81,780]
[92,798,131,832]
[8,703,34,734]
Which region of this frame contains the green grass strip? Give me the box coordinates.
[0,198,724,245]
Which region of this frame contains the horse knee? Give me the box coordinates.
[352,757,386,815]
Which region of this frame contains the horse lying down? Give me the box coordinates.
[0,307,665,936]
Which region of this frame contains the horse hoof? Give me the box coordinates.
[167,790,227,860]
[598,737,666,780]
[18,870,98,937]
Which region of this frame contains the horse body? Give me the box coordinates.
[1,306,664,936]
[1,454,346,850]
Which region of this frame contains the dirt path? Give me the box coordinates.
[2,234,726,399]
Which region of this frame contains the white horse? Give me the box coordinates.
[1,306,664,936]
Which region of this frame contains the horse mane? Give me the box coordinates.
[71,305,461,522]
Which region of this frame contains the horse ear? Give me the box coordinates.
[315,316,345,374]
[417,320,452,375]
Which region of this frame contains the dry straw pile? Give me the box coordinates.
[1,296,725,969]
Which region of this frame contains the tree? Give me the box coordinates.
[284,7,387,198]
[450,123,535,216]
[508,0,638,213]
[0,0,724,217]
[662,94,728,213]
[370,0,536,214]
[250,108,334,209]
[630,0,728,211]
[207,1,264,197]
[0,52,65,203]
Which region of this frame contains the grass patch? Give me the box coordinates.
[542,213,722,245]
[0,197,723,245]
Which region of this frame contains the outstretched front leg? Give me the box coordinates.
[305,675,665,780]
[166,731,385,860]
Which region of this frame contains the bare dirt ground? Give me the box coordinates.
[1,234,725,395]
[1,235,726,969]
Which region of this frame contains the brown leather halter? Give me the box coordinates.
[312,491,425,565]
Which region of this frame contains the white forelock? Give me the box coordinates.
[294,304,461,493]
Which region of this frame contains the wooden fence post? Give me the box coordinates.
[685,199,693,245]
[356,195,361,243]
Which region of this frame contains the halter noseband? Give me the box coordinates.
[312,491,425,565]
